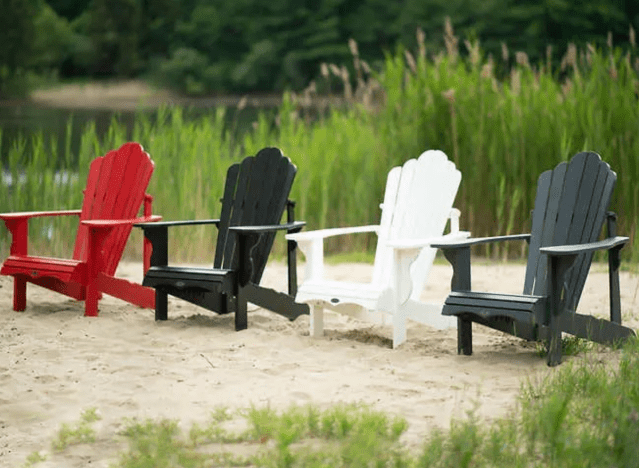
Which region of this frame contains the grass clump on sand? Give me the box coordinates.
[25,338,639,467]
[113,403,409,468]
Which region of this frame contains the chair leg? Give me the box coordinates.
[547,321,562,367]
[458,317,473,355]
[310,303,324,337]
[235,287,248,331]
[392,309,407,349]
[155,289,168,321]
[85,283,99,317]
[13,277,27,311]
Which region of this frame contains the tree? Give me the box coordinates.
[0,0,37,95]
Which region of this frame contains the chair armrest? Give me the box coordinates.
[230,221,305,235]
[285,224,378,242]
[83,215,162,229]
[432,233,531,249]
[0,209,82,220]
[134,219,221,230]
[540,236,629,256]
[386,231,471,250]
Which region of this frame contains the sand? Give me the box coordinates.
[1,260,638,466]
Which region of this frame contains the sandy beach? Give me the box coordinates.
[1,260,638,466]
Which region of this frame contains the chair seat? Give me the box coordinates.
[443,291,546,324]
[296,279,387,310]
[0,255,86,284]
[142,265,236,294]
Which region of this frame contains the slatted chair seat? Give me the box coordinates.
[0,142,161,316]
[433,151,636,365]
[136,147,308,330]
[143,266,236,293]
[287,150,469,348]
[1,256,86,287]
[444,292,545,321]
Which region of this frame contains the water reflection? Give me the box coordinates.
[0,101,271,168]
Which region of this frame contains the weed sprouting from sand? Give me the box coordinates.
[51,407,101,452]
[535,335,594,358]
[21,451,47,468]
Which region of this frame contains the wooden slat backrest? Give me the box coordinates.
[72,142,154,275]
[214,148,296,284]
[371,150,461,300]
[523,152,615,310]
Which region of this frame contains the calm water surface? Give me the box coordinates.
[0,102,271,169]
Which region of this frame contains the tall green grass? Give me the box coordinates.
[1,23,638,262]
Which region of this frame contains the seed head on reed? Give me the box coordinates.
[560,43,577,71]
[546,45,553,73]
[607,31,613,49]
[609,55,618,80]
[510,69,521,94]
[630,25,636,48]
[416,27,426,61]
[348,38,359,58]
[320,63,329,79]
[515,51,530,69]
[444,17,458,59]
[405,50,417,74]
[237,95,248,111]
[442,89,455,104]
[465,39,481,68]
[341,65,353,101]
[501,42,509,63]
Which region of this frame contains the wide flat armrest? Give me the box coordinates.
[83,215,162,229]
[286,225,378,241]
[134,219,221,229]
[387,231,471,250]
[231,221,306,234]
[540,236,629,256]
[0,209,82,220]
[432,233,531,249]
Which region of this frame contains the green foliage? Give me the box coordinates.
[51,407,101,451]
[30,1,74,71]
[0,0,37,96]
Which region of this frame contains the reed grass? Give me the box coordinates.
[1,22,638,262]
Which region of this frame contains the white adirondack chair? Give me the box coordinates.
[286,150,469,348]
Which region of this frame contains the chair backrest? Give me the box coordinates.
[214,147,296,284]
[371,150,461,299]
[72,142,154,275]
[523,151,616,311]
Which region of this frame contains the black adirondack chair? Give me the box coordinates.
[432,152,636,366]
[135,147,309,330]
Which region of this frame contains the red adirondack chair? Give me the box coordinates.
[0,142,161,316]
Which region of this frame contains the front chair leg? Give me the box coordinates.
[310,302,324,337]
[458,317,472,355]
[155,289,168,321]
[235,286,248,331]
[14,276,27,311]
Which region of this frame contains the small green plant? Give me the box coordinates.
[51,407,101,451]
[535,335,594,358]
[21,451,46,467]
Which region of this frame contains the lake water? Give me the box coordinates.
[0,101,273,169]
